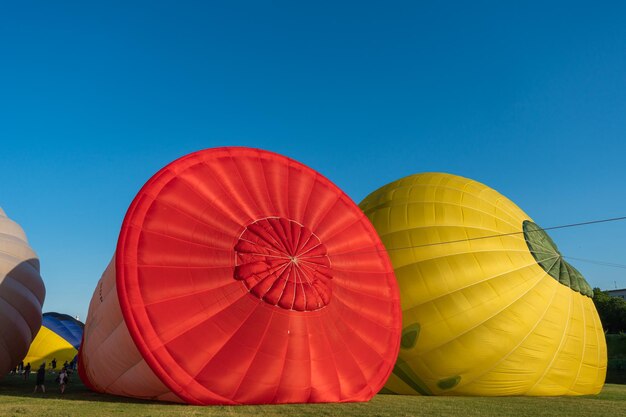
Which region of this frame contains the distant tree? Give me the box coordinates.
[592,288,626,333]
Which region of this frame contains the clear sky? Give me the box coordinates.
[1,1,625,321]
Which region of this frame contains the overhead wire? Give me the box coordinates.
[562,256,626,270]
[376,215,626,270]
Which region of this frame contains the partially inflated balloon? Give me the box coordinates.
[23,312,83,368]
[0,207,46,375]
[79,147,401,405]
[360,173,606,396]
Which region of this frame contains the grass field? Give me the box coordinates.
[1,373,625,417]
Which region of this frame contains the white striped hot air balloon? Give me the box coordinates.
[0,207,46,376]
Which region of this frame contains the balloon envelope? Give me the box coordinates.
[23,312,84,369]
[79,147,401,404]
[360,173,606,396]
[0,207,45,376]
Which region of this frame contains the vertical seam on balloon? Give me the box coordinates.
[258,262,291,302]
[285,158,291,221]
[227,152,266,218]
[375,219,527,242]
[102,353,168,398]
[149,285,247,346]
[178,162,243,226]
[389,248,538,267]
[298,170,318,231]
[309,217,370,256]
[461,182,469,246]
[290,264,299,310]
[296,241,325,258]
[304,315,314,403]
[298,265,312,309]
[449,274,560,392]
[228,305,278,402]
[267,218,291,253]
[313,308,344,400]
[256,153,279,216]
[294,230,319,256]
[591,299,606,391]
[416,269,553,357]
[299,263,310,309]
[363,195,524,236]
[85,314,126,361]
[567,294,587,394]
[297,261,327,308]
[396,258,543,310]
[137,227,233,252]
[142,279,240,308]
[234,245,290,259]
[291,217,303,254]
[330,294,394,357]
[138,200,233,249]
[527,282,574,394]
[240,221,287,255]
[403,191,409,241]
[283,264,296,309]
[583,300,606,389]
[135,264,239,272]
[304,186,343,235]
[190,298,261,381]
[329,302,380,391]
[206,152,258,222]
[171,172,249,231]
[292,263,303,309]
[323,272,387,301]
[276,263,293,308]
[269,311,293,403]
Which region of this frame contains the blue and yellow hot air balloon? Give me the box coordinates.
[23,312,84,369]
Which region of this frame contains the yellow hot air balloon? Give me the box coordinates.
[360,173,607,396]
[0,207,46,376]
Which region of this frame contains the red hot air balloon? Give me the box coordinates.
[78,147,401,405]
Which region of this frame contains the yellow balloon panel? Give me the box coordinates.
[23,326,77,369]
[360,173,607,396]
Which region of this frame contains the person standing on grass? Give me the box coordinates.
[23,362,31,380]
[34,363,46,393]
[58,368,68,394]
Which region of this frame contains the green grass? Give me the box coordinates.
[1,373,625,417]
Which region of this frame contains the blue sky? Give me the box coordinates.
[1,1,625,320]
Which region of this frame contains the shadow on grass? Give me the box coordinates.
[1,373,164,405]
